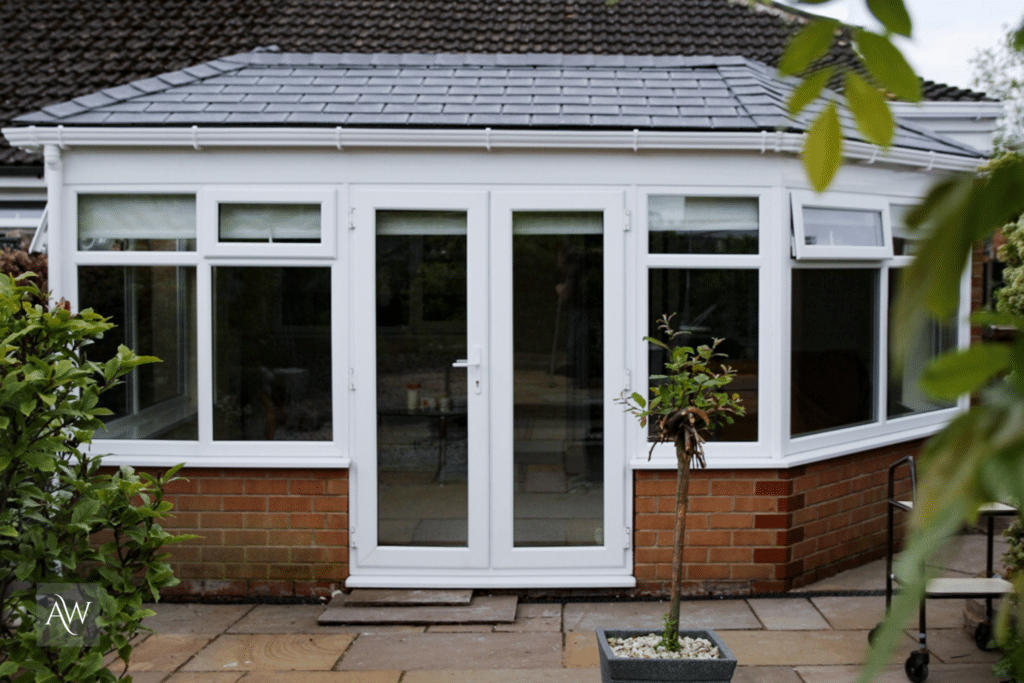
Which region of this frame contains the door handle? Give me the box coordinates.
[452,345,481,369]
[452,345,482,394]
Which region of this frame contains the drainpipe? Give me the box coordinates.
[43,144,62,302]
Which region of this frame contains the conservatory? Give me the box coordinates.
[2,51,984,593]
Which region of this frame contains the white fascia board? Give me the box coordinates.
[2,125,984,173]
[890,100,1005,121]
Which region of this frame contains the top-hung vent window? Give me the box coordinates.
[200,188,335,259]
[791,191,892,260]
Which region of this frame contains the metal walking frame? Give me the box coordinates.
[871,456,1015,683]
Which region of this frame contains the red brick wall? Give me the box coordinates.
[633,440,920,595]
[151,467,349,600]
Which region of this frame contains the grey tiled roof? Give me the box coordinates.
[12,52,984,159]
[0,0,993,167]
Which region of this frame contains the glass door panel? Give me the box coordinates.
[512,212,604,547]
[376,211,469,547]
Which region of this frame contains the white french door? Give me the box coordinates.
[349,187,629,586]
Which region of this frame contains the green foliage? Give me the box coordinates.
[993,518,1024,679]
[0,274,192,683]
[620,315,744,650]
[971,27,1024,151]
[996,210,1024,316]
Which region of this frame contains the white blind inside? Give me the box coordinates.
[649,196,758,233]
[803,207,883,247]
[376,210,467,236]
[78,195,196,240]
[512,212,603,235]
[219,204,321,241]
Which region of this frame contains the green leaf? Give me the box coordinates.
[920,344,1012,399]
[845,71,894,147]
[630,392,646,408]
[779,20,839,75]
[802,101,843,192]
[866,0,912,37]
[1012,25,1024,52]
[787,67,834,116]
[856,30,921,102]
[0,525,17,537]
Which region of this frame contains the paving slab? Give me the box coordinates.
[119,674,172,683]
[336,632,563,670]
[793,558,886,592]
[428,624,496,632]
[494,603,562,632]
[908,627,1002,664]
[811,595,965,631]
[164,674,244,683]
[225,604,424,634]
[748,598,831,630]
[112,633,215,672]
[182,634,354,671]
[795,663,1003,682]
[564,631,599,668]
[240,673,401,683]
[731,666,803,683]
[926,534,1010,577]
[719,629,916,666]
[563,600,759,632]
[319,594,517,625]
[142,604,254,634]
[338,588,473,606]
[401,671,601,682]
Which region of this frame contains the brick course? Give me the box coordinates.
[633,440,919,595]
[148,467,349,600]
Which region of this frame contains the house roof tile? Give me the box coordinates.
[9,51,985,159]
[0,0,993,166]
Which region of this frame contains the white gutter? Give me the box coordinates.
[2,125,984,173]
[889,100,1004,120]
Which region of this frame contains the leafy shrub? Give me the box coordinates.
[0,249,46,297]
[0,273,189,683]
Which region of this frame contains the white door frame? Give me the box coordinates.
[489,189,629,571]
[350,187,490,571]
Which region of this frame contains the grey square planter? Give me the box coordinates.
[596,628,737,683]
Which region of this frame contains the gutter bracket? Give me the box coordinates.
[633,128,639,153]
[868,146,879,164]
[775,130,783,153]
[926,150,936,171]
[336,126,343,151]
[57,125,65,150]
[485,127,492,151]
[760,130,767,154]
[191,125,201,151]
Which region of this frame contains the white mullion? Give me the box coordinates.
[196,261,214,444]
[73,251,198,267]
[779,184,795,457]
[878,265,891,427]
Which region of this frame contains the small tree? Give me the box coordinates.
[620,314,744,650]
[0,273,190,683]
[996,210,1024,317]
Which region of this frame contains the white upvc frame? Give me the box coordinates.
[780,194,970,459]
[198,186,337,259]
[65,184,351,468]
[791,190,893,260]
[633,186,779,470]
[489,188,629,573]
[349,187,491,572]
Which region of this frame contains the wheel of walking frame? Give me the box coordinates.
[905,651,929,683]
[975,621,994,651]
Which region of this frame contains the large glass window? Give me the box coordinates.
[78,195,196,251]
[887,269,957,418]
[375,210,469,547]
[648,269,758,441]
[791,269,878,436]
[648,196,758,254]
[79,266,197,439]
[212,267,332,441]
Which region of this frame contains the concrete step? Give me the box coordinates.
[339,588,473,607]
[318,594,518,626]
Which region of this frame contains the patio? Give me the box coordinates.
[109,531,1007,683]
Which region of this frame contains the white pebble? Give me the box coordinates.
[606,634,721,660]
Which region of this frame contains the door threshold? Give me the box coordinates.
[345,574,636,590]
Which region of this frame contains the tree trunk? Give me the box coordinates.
[665,439,691,647]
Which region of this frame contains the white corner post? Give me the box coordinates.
[42,144,63,301]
